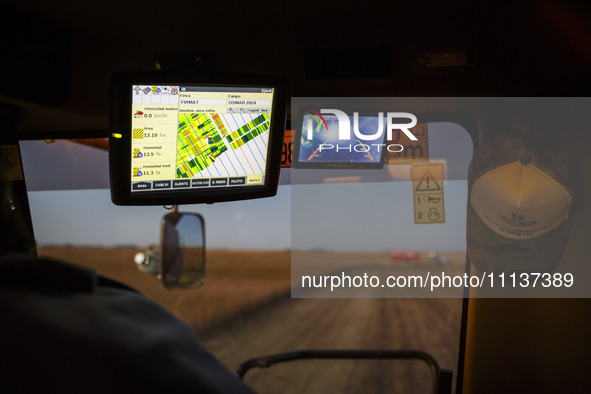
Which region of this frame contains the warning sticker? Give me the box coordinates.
[415,169,442,192]
[412,163,445,224]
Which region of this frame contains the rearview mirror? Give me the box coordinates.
[161,212,205,289]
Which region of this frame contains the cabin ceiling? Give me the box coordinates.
[1,1,590,134]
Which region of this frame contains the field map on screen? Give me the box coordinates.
[177,112,270,178]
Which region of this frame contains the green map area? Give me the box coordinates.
[176,112,270,178]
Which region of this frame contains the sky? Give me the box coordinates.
[21,121,472,251]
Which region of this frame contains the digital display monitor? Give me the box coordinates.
[294,112,386,169]
[109,72,286,205]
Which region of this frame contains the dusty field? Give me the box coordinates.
[207,297,462,394]
[37,247,464,393]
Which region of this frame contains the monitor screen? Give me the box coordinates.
[294,112,386,169]
[109,72,286,205]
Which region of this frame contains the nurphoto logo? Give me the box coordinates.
[304,109,418,155]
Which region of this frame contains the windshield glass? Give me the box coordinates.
[20,119,472,392]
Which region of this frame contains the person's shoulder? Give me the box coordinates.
[0,256,255,393]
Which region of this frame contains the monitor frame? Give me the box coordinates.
[109,71,287,205]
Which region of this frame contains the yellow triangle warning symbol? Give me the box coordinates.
[416,170,441,191]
